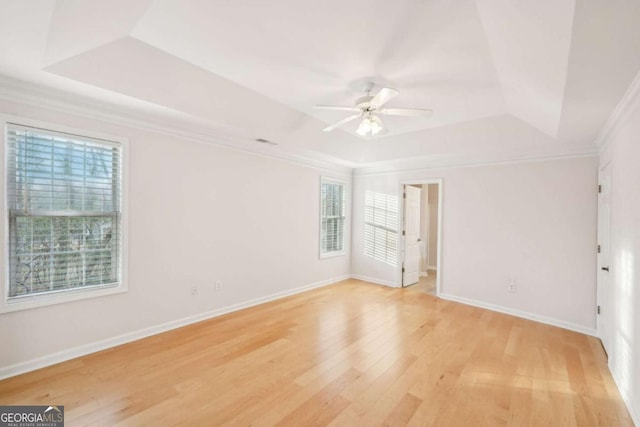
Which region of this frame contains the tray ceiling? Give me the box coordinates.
[1,0,639,167]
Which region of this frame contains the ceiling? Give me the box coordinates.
[1,0,639,169]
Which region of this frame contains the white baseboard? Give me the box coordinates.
[439,293,598,337]
[350,274,398,288]
[609,361,640,427]
[0,275,351,381]
[427,266,437,271]
[420,272,429,277]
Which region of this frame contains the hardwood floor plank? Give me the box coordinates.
[0,280,633,426]
[274,368,358,427]
[382,392,422,427]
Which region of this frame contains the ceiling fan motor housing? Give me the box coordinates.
[355,95,376,111]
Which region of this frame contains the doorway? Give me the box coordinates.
[399,180,443,296]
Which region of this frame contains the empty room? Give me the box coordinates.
[0,1,639,426]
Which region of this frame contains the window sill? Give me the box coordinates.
[0,283,128,314]
[320,250,346,259]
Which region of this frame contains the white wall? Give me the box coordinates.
[598,88,640,424]
[0,99,351,374]
[352,157,599,333]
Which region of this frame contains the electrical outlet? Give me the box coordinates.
[507,281,517,293]
[215,280,222,291]
[191,286,198,296]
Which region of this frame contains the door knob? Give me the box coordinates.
[601,266,609,272]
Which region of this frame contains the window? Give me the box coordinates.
[364,190,398,266]
[320,177,346,257]
[4,121,125,309]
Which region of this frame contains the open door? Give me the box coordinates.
[403,185,421,286]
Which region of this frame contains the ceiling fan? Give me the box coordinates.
[314,84,432,137]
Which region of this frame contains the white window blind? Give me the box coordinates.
[320,178,345,256]
[364,190,398,266]
[6,124,122,299]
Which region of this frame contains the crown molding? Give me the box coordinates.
[594,68,640,151]
[352,143,598,176]
[0,75,353,176]
[0,75,603,178]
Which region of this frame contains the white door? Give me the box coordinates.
[597,163,612,353]
[403,185,422,286]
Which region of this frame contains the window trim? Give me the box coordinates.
[0,115,129,313]
[319,176,346,259]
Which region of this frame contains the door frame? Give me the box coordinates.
[397,179,443,296]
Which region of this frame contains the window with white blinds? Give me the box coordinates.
[364,190,398,266]
[5,123,123,300]
[320,178,346,257]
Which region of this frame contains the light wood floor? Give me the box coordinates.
[406,272,437,295]
[0,279,632,426]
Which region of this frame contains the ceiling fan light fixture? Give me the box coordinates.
[356,114,384,137]
[356,118,371,136]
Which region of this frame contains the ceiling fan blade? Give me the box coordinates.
[370,87,399,108]
[379,108,433,117]
[314,105,360,112]
[322,114,361,132]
